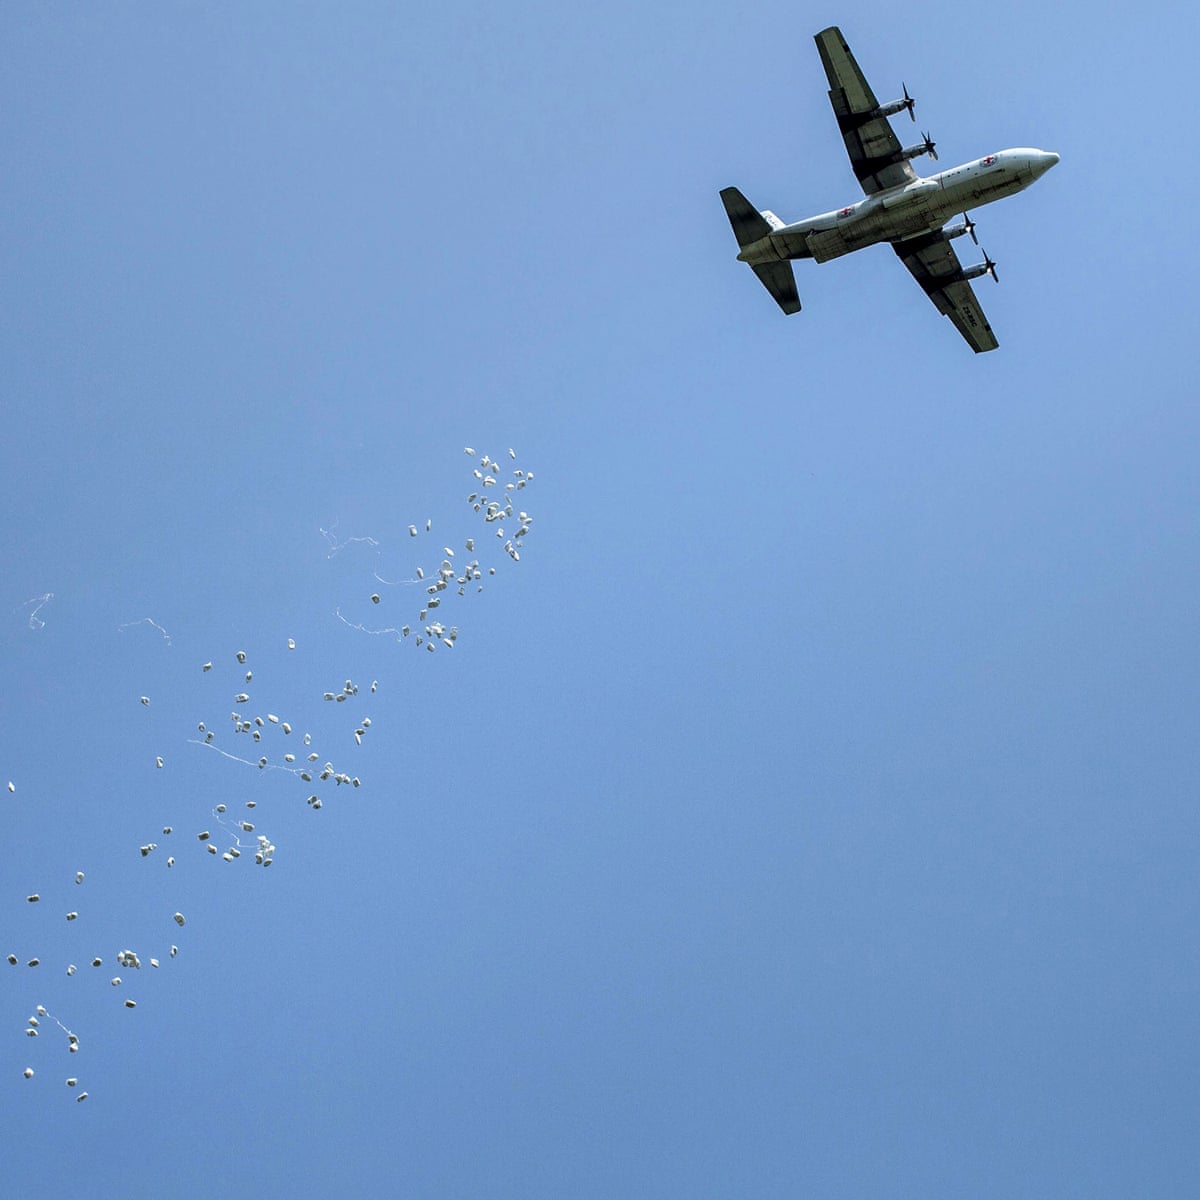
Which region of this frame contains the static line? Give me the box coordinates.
[371,569,424,587]
[187,739,312,778]
[211,807,268,850]
[187,738,358,790]
[333,608,408,642]
[42,1009,76,1041]
[118,617,173,645]
[319,521,381,560]
[18,593,53,631]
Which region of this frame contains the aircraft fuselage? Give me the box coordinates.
[736,148,1059,267]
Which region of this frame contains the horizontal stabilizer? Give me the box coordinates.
[721,187,800,314]
[751,261,801,315]
[720,186,773,249]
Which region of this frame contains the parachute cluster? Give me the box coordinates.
[11,881,184,1103]
[8,447,536,1101]
[336,446,534,647]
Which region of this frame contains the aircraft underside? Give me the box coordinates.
[782,170,1029,264]
[720,25,1058,352]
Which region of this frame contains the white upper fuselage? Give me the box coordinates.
[737,148,1059,266]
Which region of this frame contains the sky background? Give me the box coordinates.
[2,2,1197,1196]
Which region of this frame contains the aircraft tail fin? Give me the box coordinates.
[719,186,773,249]
[751,261,802,315]
[720,188,801,315]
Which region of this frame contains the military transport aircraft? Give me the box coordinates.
[720,26,1058,352]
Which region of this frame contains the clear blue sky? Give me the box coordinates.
[2,3,1197,1197]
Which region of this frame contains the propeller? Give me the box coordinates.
[920,130,938,161]
[902,82,915,121]
[962,211,978,244]
[981,249,998,282]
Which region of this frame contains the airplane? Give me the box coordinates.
[720,25,1059,352]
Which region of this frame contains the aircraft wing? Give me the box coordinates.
[814,26,918,196]
[892,231,999,353]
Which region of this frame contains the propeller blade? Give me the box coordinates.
[922,131,938,161]
[962,211,978,244]
[902,82,915,120]
[982,249,998,282]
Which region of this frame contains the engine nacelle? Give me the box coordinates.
[900,139,936,163]
[872,97,911,120]
[959,255,998,283]
[869,84,915,122]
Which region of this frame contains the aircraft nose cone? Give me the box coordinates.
[1035,150,1060,177]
